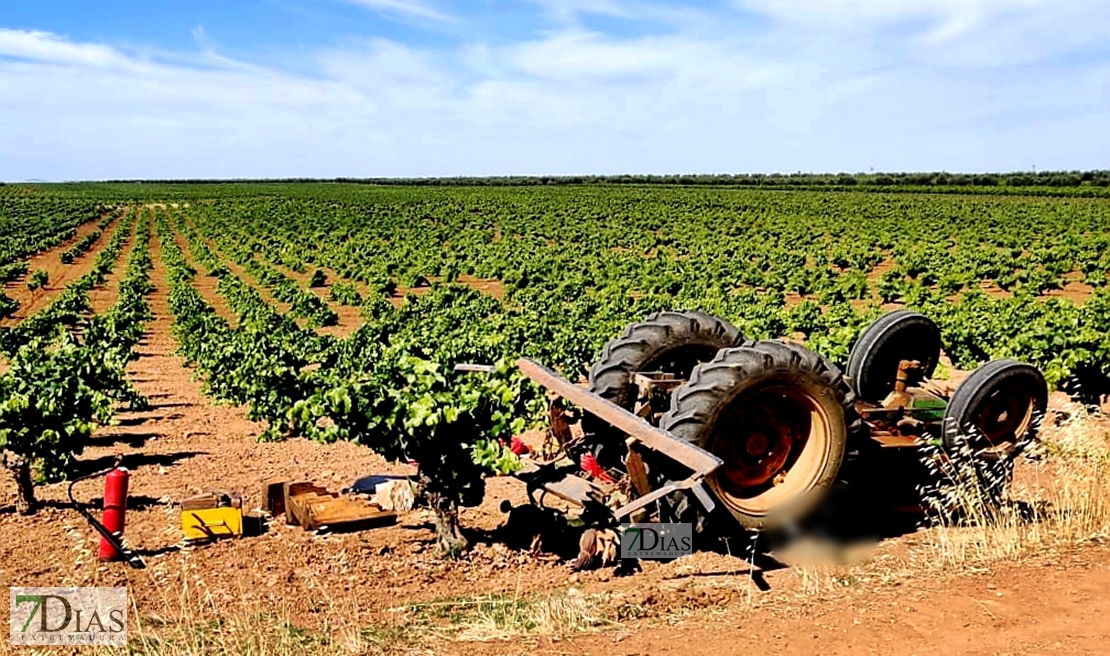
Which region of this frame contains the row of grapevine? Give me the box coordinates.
[60,229,104,265]
[159,210,533,550]
[0,194,117,321]
[177,212,338,327]
[182,187,1110,391]
[0,210,138,356]
[0,208,152,513]
[0,187,111,274]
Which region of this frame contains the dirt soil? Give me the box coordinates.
[268,260,365,339]
[88,217,139,314]
[1,228,1108,655]
[0,213,118,326]
[545,552,1110,656]
[171,228,238,323]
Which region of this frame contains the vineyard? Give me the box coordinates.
[2,181,1110,653]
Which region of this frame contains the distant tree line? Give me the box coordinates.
[91,170,1110,190]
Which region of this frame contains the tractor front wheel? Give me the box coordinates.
[943,359,1047,459]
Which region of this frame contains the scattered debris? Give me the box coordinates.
[373,479,417,513]
[267,480,397,532]
[572,528,619,571]
[181,491,248,541]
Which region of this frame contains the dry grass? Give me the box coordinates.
[390,588,633,643]
[121,589,634,654]
[123,584,369,656]
[16,563,639,656]
[916,402,1110,568]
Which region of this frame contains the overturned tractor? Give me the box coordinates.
[502,310,1047,552]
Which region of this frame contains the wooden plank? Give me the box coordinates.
[182,493,220,511]
[868,431,923,448]
[182,491,241,511]
[517,358,723,475]
[289,491,333,528]
[278,480,398,532]
[302,497,396,531]
[265,481,286,516]
[625,448,651,497]
[283,482,330,525]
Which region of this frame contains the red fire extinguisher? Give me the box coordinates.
[67,457,144,569]
[97,465,130,561]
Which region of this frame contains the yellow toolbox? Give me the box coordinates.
[181,492,244,541]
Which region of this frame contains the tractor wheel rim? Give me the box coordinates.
[971,386,1035,453]
[706,384,833,517]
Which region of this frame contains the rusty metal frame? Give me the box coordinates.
[517,359,722,475]
[516,358,721,517]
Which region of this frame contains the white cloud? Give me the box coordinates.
[733,0,1046,26]
[908,1,1110,67]
[0,0,1107,181]
[502,30,780,87]
[338,0,451,21]
[0,29,131,68]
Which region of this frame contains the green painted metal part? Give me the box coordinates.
[910,396,947,422]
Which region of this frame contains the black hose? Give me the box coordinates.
[66,461,146,570]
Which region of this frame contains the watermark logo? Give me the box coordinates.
[620,523,692,559]
[10,587,127,646]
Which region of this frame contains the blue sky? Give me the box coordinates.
[1,0,1108,180]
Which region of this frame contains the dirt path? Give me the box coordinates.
[539,550,1110,656]
[169,225,238,324]
[265,259,365,338]
[186,223,303,322]
[88,212,141,314]
[0,212,120,326]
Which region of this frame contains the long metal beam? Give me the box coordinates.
[516,358,723,476]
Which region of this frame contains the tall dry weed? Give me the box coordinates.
[917,402,1110,568]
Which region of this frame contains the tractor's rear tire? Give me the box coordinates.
[848,310,942,403]
[660,341,856,532]
[943,359,1047,459]
[585,311,746,452]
